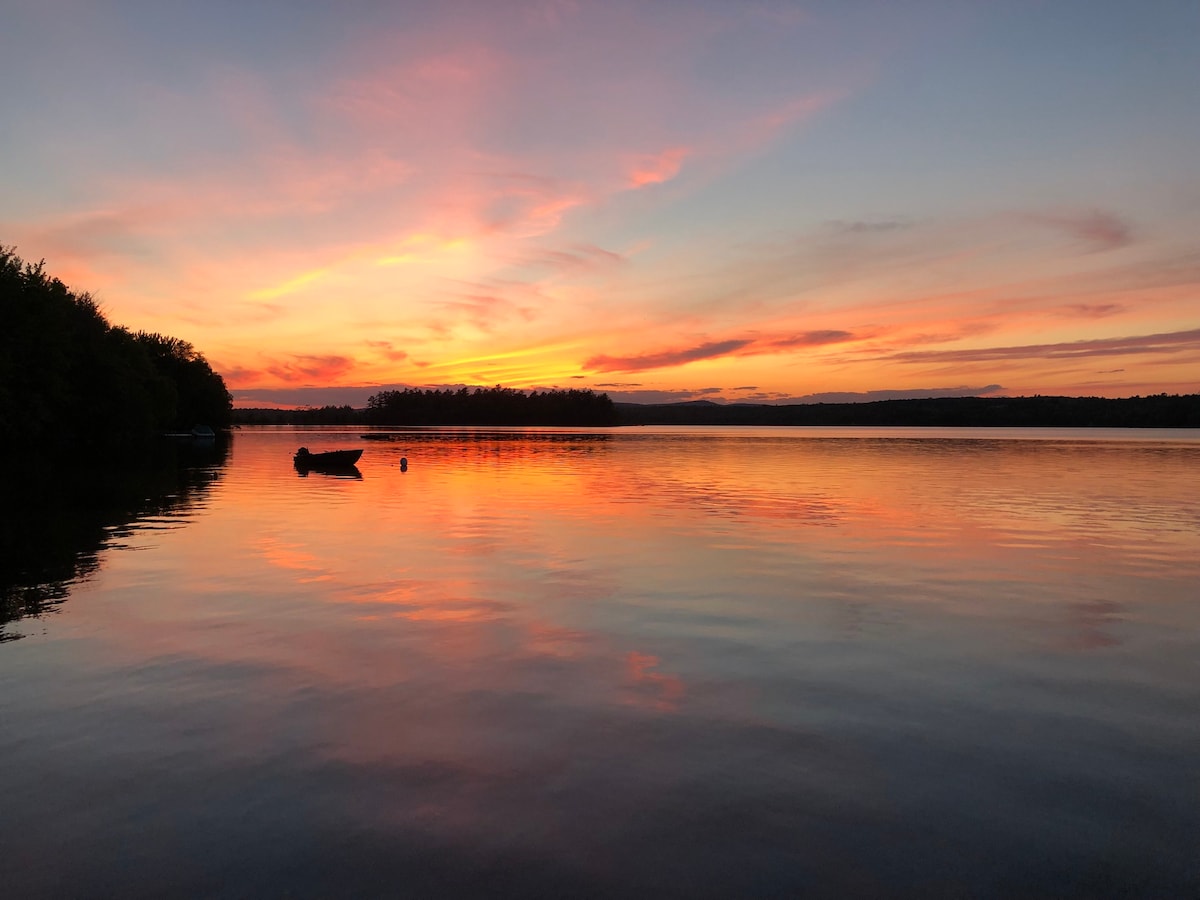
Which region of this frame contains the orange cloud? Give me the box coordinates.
[225,354,360,387]
[365,340,409,363]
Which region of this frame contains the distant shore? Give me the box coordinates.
[233,393,1200,428]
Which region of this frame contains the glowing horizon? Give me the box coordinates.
[3,0,1198,406]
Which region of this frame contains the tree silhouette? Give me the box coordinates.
[0,246,232,458]
[364,385,618,426]
[134,332,233,431]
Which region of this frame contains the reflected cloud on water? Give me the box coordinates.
[2,428,1199,896]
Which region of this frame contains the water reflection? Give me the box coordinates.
[2,428,1199,897]
[0,438,229,641]
[295,463,363,479]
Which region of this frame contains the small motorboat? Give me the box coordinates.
[293,447,364,468]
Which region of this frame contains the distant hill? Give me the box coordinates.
[615,394,1200,428]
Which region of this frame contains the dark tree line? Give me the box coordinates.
[1,246,232,458]
[615,394,1200,427]
[233,389,619,426]
[234,391,1200,429]
[234,405,358,426]
[365,386,619,426]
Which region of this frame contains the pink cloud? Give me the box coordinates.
[474,176,591,238]
[757,91,840,132]
[323,41,509,133]
[10,3,862,326]
[734,90,844,154]
[626,147,690,188]
[431,292,537,332]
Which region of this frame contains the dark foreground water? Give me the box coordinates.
[2,427,1198,898]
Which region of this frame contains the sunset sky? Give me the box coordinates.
[3,0,1198,407]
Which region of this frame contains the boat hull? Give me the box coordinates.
[293,448,364,468]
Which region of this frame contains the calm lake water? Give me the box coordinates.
[2,426,1198,898]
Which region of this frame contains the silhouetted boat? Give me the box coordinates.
[293,447,363,468]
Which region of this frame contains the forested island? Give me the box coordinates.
[236,392,1200,428]
[1,247,232,459]
[237,386,620,426]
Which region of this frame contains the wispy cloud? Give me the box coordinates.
[432,292,537,333]
[518,243,625,274]
[1062,303,1125,318]
[883,328,1200,364]
[765,330,854,349]
[748,91,843,143]
[1024,209,1133,252]
[584,329,855,373]
[829,218,913,234]
[586,339,753,373]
